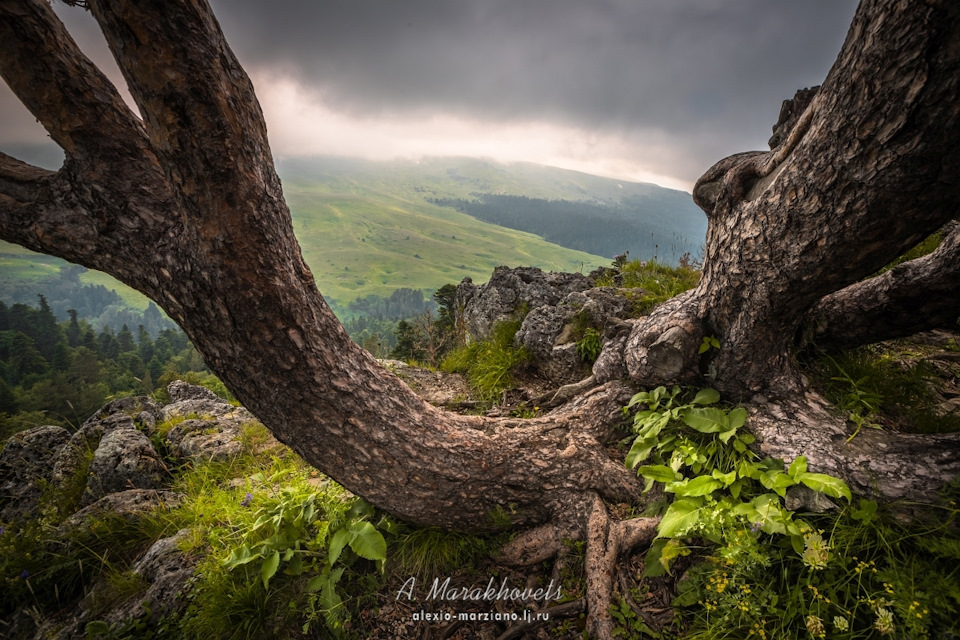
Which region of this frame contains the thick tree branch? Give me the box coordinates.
[749,393,960,504]
[90,0,281,229]
[0,0,146,163]
[804,222,960,351]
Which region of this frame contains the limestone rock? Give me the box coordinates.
[0,425,71,522]
[456,266,594,340]
[61,489,183,533]
[83,427,166,504]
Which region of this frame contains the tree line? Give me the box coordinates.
[0,296,215,440]
[0,262,177,336]
[430,194,703,263]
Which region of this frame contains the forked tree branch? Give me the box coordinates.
[805,222,960,351]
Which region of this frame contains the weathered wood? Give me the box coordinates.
[804,222,960,351]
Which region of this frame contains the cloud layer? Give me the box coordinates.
[0,0,859,189]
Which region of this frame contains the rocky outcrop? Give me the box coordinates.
[0,425,71,521]
[162,381,260,461]
[456,267,637,385]
[0,382,265,640]
[456,266,595,340]
[82,427,167,504]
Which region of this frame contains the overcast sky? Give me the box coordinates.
[0,0,859,191]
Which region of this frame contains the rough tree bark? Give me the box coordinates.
[1,0,959,636]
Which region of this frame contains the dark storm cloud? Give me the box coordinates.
[211,0,858,139]
[1,1,860,185]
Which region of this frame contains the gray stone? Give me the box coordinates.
[83,427,166,504]
[0,425,71,522]
[90,529,197,629]
[61,489,183,533]
[456,266,594,340]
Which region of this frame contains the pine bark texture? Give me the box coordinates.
[1,0,959,565]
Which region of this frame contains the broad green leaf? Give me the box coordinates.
[347,521,387,562]
[643,539,667,577]
[222,545,258,569]
[319,569,344,613]
[328,528,352,566]
[738,460,762,480]
[787,456,808,479]
[261,549,280,587]
[347,500,376,521]
[711,469,736,487]
[680,407,729,433]
[306,574,327,593]
[628,391,654,407]
[729,479,743,500]
[658,497,705,538]
[727,407,748,431]
[673,475,723,497]
[718,428,738,444]
[284,553,303,576]
[625,437,656,469]
[798,473,852,501]
[637,465,679,483]
[760,470,796,496]
[790,534,805,555]
[750,494,782,521]
[658,538,689,574]
[691,388,720,406]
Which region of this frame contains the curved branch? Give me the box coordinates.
[90,0,281,227]
[749,393,960,504]
[0,0,146,163]
[804,222,960,351]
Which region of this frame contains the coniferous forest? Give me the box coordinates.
[0,296,222,441]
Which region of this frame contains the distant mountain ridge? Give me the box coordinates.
[1,148,705,322]
[278,156,706,263]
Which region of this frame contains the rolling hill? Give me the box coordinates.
[0,151,706,321]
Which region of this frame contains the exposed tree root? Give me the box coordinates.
[499,494,660,640]
[749,392,960,503]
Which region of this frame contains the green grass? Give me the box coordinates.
[441,320,531,402]
[598,258,701,315]
[813,346,960,435]
[283,182,605,306]
[0,159,619,316]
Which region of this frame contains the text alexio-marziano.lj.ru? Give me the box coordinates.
[397,576,564,623]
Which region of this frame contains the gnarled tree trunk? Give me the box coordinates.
[2,0,959,636]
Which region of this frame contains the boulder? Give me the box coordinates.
[0,425,71,522]
[161,382,266,461]
[456,266,594,340]
[83,427,166,504]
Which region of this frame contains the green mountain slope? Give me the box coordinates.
[0,154,705,318]
[278,156,706,267]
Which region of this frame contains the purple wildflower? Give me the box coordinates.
[20,570,30,580]
[241,492,253,507]
[750,521,763,533]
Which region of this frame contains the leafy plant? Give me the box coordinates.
[576,327,604,364]
[218,480,389,637]
[621,387,960,639]
[698,335,720,354]
[624,386,850,573]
